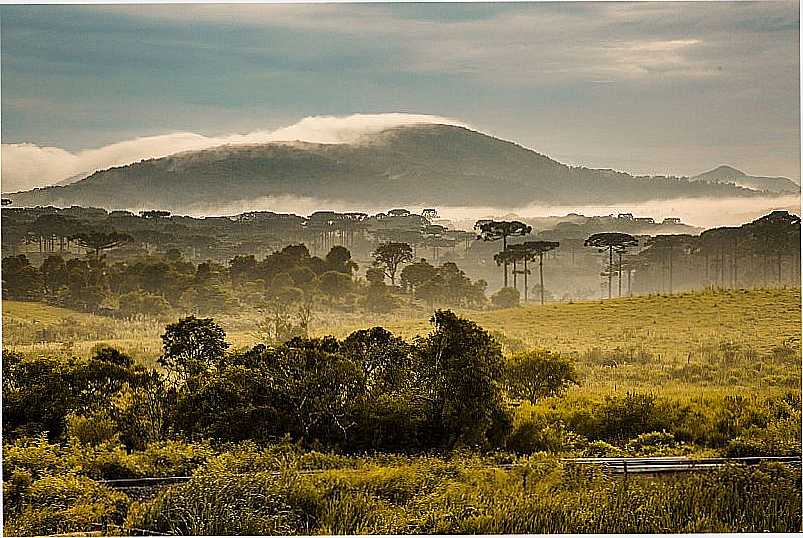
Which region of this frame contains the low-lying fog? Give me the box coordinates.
[184,193,801,231]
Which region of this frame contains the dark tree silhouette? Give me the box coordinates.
[640,235,697,294]
[584,232,638,299]
[493,247,521,294]
[28,214,80,254]
[140,210,171,219]
[699,228,735,288]
[70,231,132,258]
[158,316,229,385]
[475,220,532,287]
[371,242,414,286]
[523,240,560,305]
[745,210,801,284]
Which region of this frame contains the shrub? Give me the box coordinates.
[491,287,520,308]
[594,392,675,442]
[625,431,679,455]
[503,349,578,402]
[725,411,802,457]
[66,412,119,446]
[508,420,587,454]
[582,440,625,457]
[4,475,129,536]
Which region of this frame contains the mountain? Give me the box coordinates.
[691,165,800,194]
[54,171,92,186]
[5,124,765,213]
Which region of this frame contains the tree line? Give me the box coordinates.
[476,210,801,301]
[2,242,489,318]
[3,206,800,306]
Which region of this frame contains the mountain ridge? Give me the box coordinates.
[691,165,799,193]
[5,124,770,212]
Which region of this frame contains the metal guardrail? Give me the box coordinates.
[561,455,802,474]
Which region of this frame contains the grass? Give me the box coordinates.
[4,287,801,393]
[7,439,799,534]
[4,288,801,535]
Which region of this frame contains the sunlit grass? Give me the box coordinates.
[4,287,800,394]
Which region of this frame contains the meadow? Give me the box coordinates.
[6,286,800,394]
[4,287,801,534]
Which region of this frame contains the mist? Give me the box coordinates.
[178,193,800,231]
[1,113,466,193]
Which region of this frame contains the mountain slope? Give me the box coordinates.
[691,165,799,194]
[6,125,762,212]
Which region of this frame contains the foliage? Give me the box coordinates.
[491,287,520,308]
[371,242,414,286]
[158,316,229,384]
[503,349,579,402]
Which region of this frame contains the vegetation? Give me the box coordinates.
[2,205,800,535]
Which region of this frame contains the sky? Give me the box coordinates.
[1,2,800,192]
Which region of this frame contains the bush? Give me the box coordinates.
[66,412,119,445]
[4,475,129,536]
[491,287,520,308]
[508,420,587,454]
[582,440,625,457]
[503,349,578,402]
[725,411,802,457]
[593,392,675,442]
[624,431,679,455]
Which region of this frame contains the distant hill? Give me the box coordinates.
[691,165,800,194]
[53,172,92,187]
[6,124,764,213]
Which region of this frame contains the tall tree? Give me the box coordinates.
[584,233,638,299]
[70,231,132,258]
[493,247,521,294]
[522,240,560,304]
[745,211,801,284]
[371,242,414,286]
[158,316,229,386]
[415,310,506,449]
[475,220,532,287]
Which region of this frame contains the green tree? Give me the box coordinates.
[325,246,358,274]
[1,255,44,300]
[318,270,352,303]
[585,232,638,299]
[475,220,532,287]
[70,231,132,258]
[400,258,437,292]
[342,327,412,398]
[41,255,68,294]
[158,316,229,385]
[503,349,578,402]
[415,310,507,448]
[371,242,414,286]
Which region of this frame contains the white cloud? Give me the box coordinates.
[1,113,466,193]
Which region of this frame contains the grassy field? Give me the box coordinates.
[4,290,801,535]
[4,287,801,393]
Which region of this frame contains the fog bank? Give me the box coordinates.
[1,113,466,193]
[182,194,800,231]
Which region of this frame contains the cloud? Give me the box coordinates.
[1,113,466,193]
